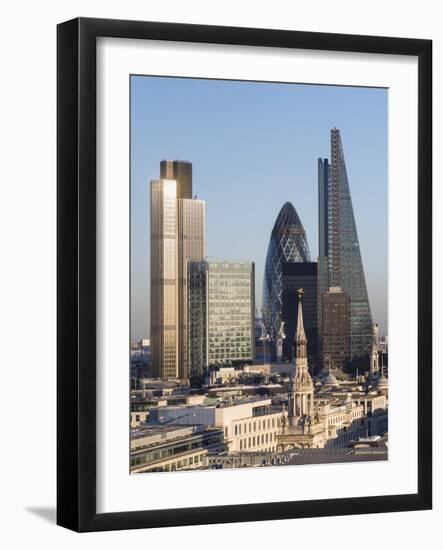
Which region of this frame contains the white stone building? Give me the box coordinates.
[149,397,284,453]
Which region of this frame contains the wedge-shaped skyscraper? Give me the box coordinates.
[318,128,373,362]
[262,202,311,346]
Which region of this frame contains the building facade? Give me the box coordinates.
[262,202,311,352]
[281,261,318,370]
[149,397,284,454]
[177,198,205,378]
[321,286,351,371]
[160,159,192,198]
[130,424,225,473]
[317,129,373,363]
[317,157,330,365]
[188,260,255,376]
[150,160,205,379]
[150,178,178,379]
[150,161,205,378]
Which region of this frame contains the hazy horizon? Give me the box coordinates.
[131,76,388,341]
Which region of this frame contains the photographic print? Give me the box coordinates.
[129,75,388,474]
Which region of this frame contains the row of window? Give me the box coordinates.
[238,432,278,450]
[233,416,280,437]
[328,426,367,448]
[142,453,205,472]
[131,435,220,467]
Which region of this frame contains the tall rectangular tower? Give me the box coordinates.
[188,260,255,376]
[281,261,318,371]
[321,287,350,371]
[150,160,205,379]
[150,179,178,379]
[177,198,205,379]
[317,157,329,366]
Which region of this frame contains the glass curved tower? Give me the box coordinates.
[262,202,311,345]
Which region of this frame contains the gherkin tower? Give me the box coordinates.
[262,202,311,345]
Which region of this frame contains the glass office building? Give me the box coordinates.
[188,260,255,376]
[321,286,351,371]
[317,129,373,362]
[150,160,205,379]
[150,178,178,379]
[281,261,318,371]
[262,202,311,348]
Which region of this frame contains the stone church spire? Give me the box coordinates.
[294,289,309,371]
[370,335,379,381]
[288,289,314,426]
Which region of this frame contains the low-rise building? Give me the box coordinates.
[130,424,225,473]
[148,397,285,453]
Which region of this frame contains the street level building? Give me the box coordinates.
[130,424,225,473]
[149,396,284,454]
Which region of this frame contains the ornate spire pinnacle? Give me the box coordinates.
[294,289,307,357]
[287,287,313,424]
[370,328,379,379]
[295,288,306,341]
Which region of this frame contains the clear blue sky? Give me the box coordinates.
[131,76,388,341]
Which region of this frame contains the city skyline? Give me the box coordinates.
[131,76,388,341]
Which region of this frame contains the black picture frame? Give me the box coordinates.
[57,17,432,532]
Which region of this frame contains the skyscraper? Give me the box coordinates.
[321,286,350,371]
[281,261,318,370]
[262,202,311,351]
[317,157,329,364]
[318,129,373,362]
[188,260,255,376]
[150,161,205,379]
[160,159,192,199]
[177,198,205,378]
